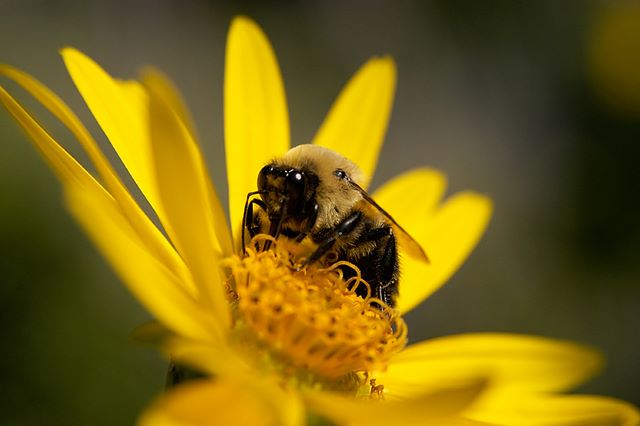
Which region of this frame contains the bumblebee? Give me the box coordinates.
[242,144,428,307]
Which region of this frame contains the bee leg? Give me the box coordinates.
[242,192,267,253]
[245,199,267,238]
[303,211,363,267]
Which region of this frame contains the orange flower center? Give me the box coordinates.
[225,236,407,382]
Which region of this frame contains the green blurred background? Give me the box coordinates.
[1,0,639,424]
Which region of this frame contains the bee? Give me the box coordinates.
[242,144,428,307]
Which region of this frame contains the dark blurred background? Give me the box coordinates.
[1,0,639,424]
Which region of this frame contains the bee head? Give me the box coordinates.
[257,164,318,220]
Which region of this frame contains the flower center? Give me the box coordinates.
[225,236,407,383]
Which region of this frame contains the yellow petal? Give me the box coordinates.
[159,337,305,426]
[1,82,219,341]
[65,182,221,343]
[139,380,276,426]
[163,337,250,379]
[144,79,231,331]
[224,16,290,245]
[373,168,447,222]
[117,71,232,265]
[394,191,493,313]
[372,168,446,263]
[468,394,640,426]
[312,56,396,188]
[60,48,166,228]
[303,378,488,426]
[0,65,194,295]
[141,70,233,258]
[65,52,201,278]
[378,333,603,398]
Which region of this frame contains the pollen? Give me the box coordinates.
[225,236,407,381]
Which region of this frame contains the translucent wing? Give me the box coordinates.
[350,181,429,263]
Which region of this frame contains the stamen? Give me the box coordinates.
[225,236,407,381]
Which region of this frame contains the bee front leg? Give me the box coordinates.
[245,198,267,238]
[242,192,267,253]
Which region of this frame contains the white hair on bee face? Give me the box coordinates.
[279,144,365,185]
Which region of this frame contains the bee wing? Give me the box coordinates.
[350,182,430,263]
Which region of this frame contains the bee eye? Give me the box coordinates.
[257,164,276,191]
[285,170,306,194]
[334,169,348,180]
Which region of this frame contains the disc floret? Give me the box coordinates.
[225,236,407,389]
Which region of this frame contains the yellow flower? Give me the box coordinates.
[1,15,638,426]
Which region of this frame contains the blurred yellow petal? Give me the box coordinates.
[139,380,275,426]
[304,379,488,426]
[65,182,221,343]
[160,336,306,426]
[312,56,396,188]
[224,16,290,245]
[141,70,233,257]
[120,76,232,259]
[142,340,304,426]
[469,394,640,426]
[145,79,231,331]
[0,65,194,295]
[63,49,201,281]
[394,191,492,313]
[378,334,602,398]
[0,86,97,189]
[588,3,640,116]
[1,65,112,183]
[164,338,249,379]
[140,67,198,141]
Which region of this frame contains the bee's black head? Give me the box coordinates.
[257,164,318,221]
